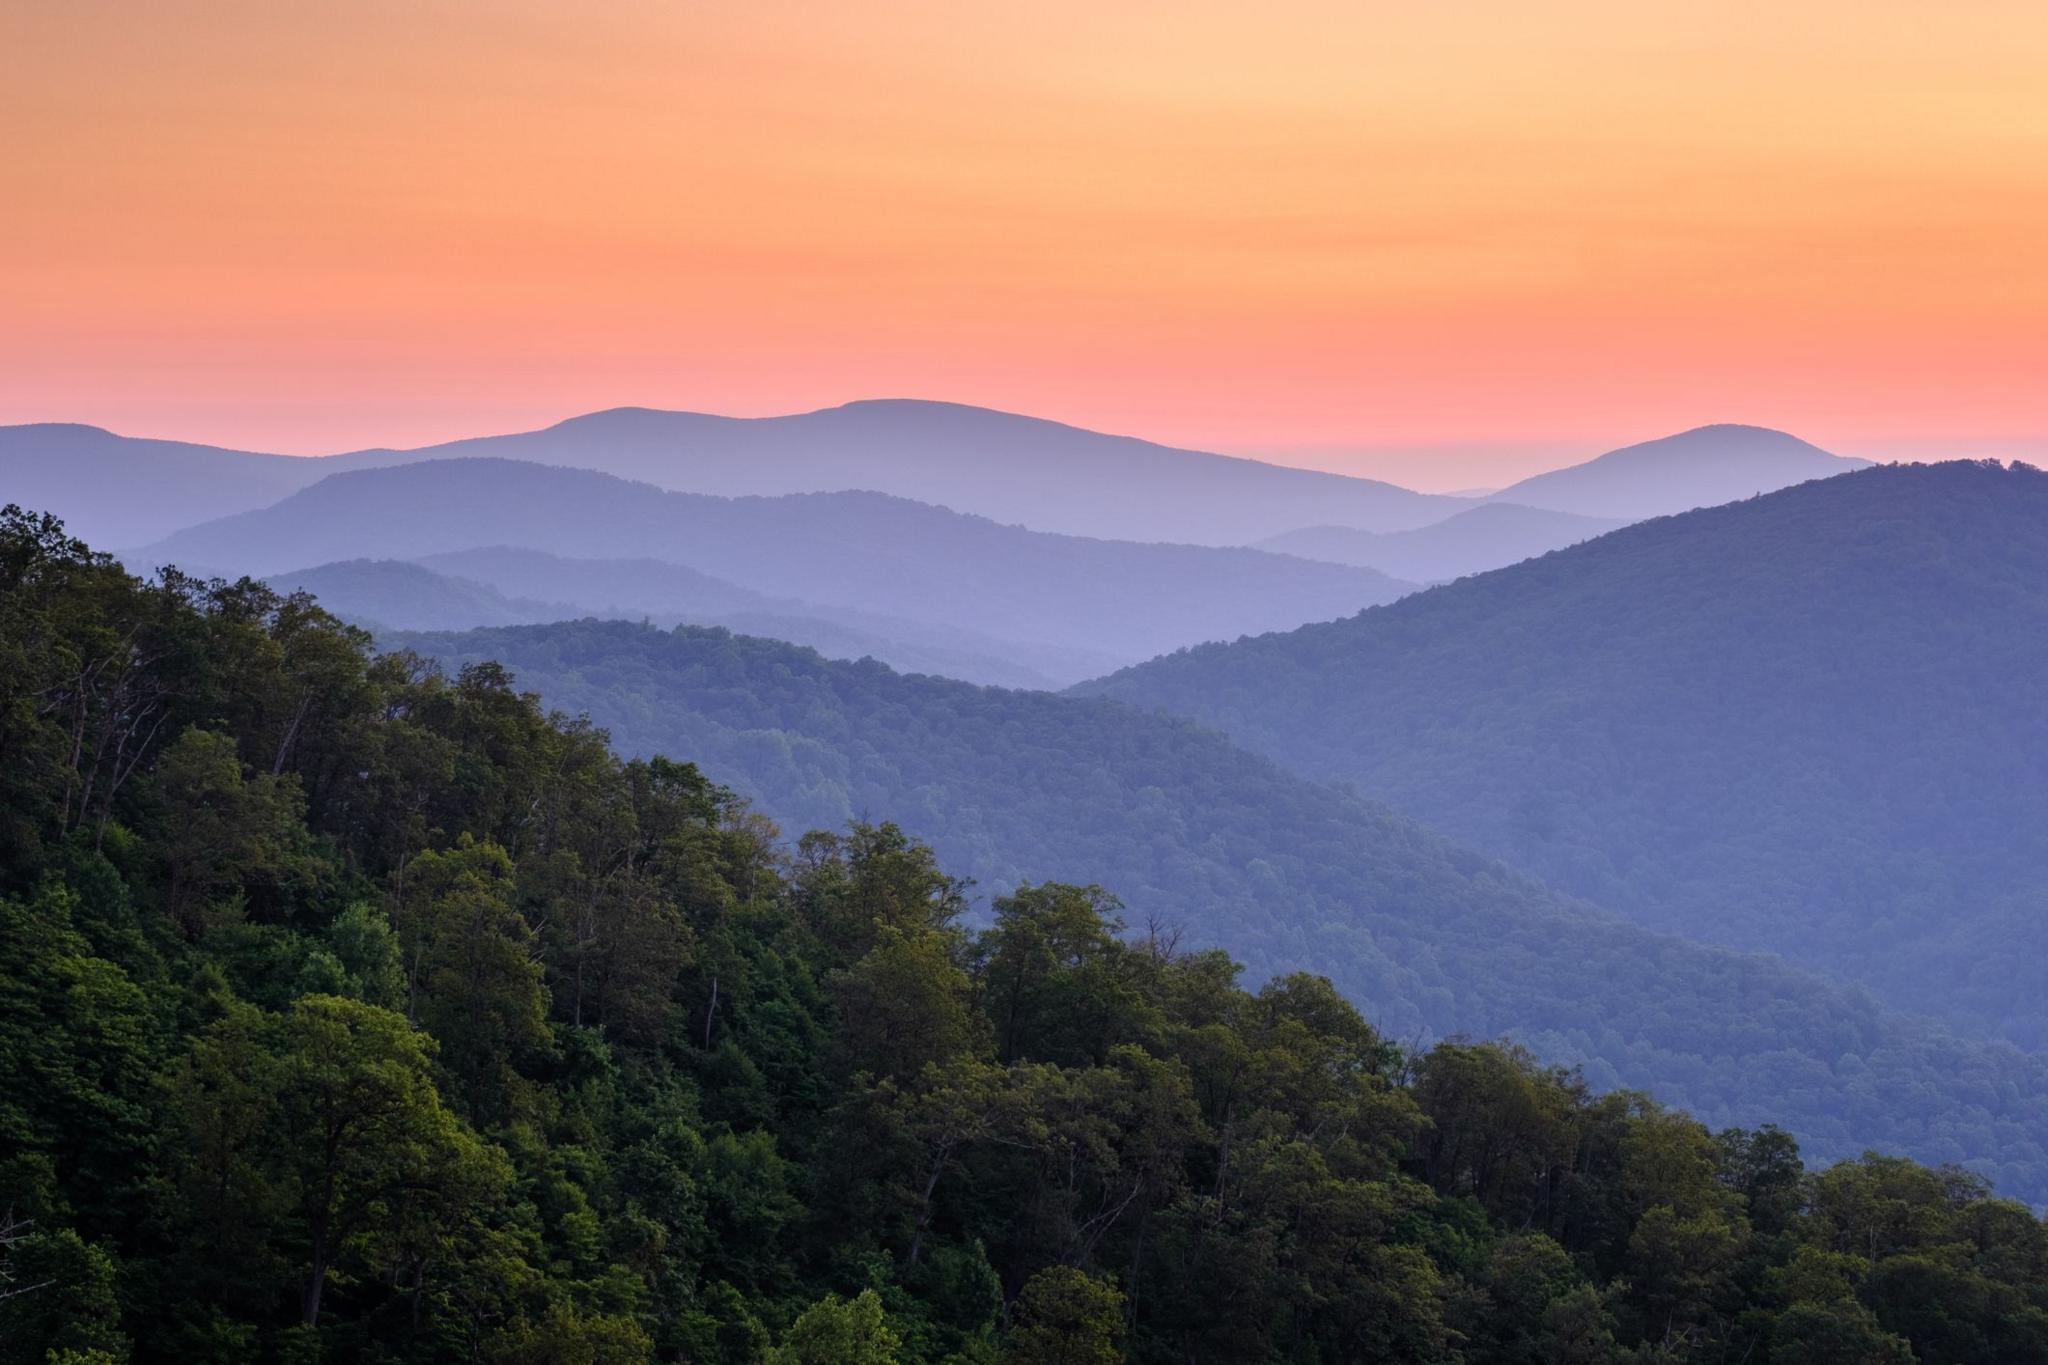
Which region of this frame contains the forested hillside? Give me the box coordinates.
[130,458,1411,670]
[9,506,2047,1364]
[398,618,2048,1202]
[1085,462,2048,1048]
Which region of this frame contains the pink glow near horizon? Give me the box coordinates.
[3,2,2043,488]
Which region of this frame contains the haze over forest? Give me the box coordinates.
[8,1,2048,1360]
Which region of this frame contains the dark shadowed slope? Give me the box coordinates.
[1255,503,1627,581]
[131,457,1412,667]
[1485,423,1870,519]
[365,399,1471,542]
[396,618,2048,1199]
[1083,461,2048,1047]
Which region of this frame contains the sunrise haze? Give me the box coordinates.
[4,0,2044,484]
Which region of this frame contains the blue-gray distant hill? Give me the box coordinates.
[353,399,1471,544]
[1082,461,2048,1048]
[421,546,1116,688]
[135,458,1410,671]
[1485,423,1869,520]
[265,558,575,631]
[4,406,1867,551]
[1255,503,1627,582]
[269,552,1083,689]
[0,423,391,548]
[394,616,2048,1201]
[1,403,1465,548]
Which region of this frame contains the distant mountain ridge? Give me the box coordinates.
[415,546,1116,688]
[264,558,578,631]
[1255,503,1628,581]
[6,405,1866,552]
[368,399,1471,544]
[271,550,1088,689]
[2,402,1471,548]
[0,422,392,548]
[1485,423,1870,519]
[137,457,1411,674]
[1081,460,2048,1048]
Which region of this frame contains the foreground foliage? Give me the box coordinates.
[3,506,2044,1363]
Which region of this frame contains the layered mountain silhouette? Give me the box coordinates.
[1083,460,2048,1047]
[1485,423,1869,519]
[138,458,1410,673]
[1255,503,1627,581]
[2,403,1464,547]
[6,406,1865,552]
[339,399,1472,543]
[415,547,1111,687]
[271,551,1088,689]
[265,558,577,631]
[394,616,2048,1199]
[0,423,386,547]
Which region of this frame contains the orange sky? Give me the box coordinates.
[3,0,2044,487]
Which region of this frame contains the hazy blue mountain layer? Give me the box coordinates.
[0,422,353,547]
[8,406,1863,556]
[416,546,1116,685]
[272,552,1078,689]
[339,398,1472,543]
[133,457,1412,667]
[1484,423,1868,520]
[1255,503,1627,581]
[1084,461,2048,1047]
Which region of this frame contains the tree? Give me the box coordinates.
[155,1000,289,1315]
[1771,1300,1915,1365]
[325,901,408,1009]
[486,1301,653,1365]
[275,995,506,1326]
[833,926,985,1083]
[795,822,967,956]
[392,838,550,1116]
[0,1228,129,1364]
[770,1288,901,1364]
[972,883,1126,1066]
[145,728,313,934]
[0,884,156,1215]
[1003,1266,1122,1365]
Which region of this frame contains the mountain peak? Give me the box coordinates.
[1,420,123,443]
[1488,423,1865,519]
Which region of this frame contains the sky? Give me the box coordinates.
[3,1,2044,489]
